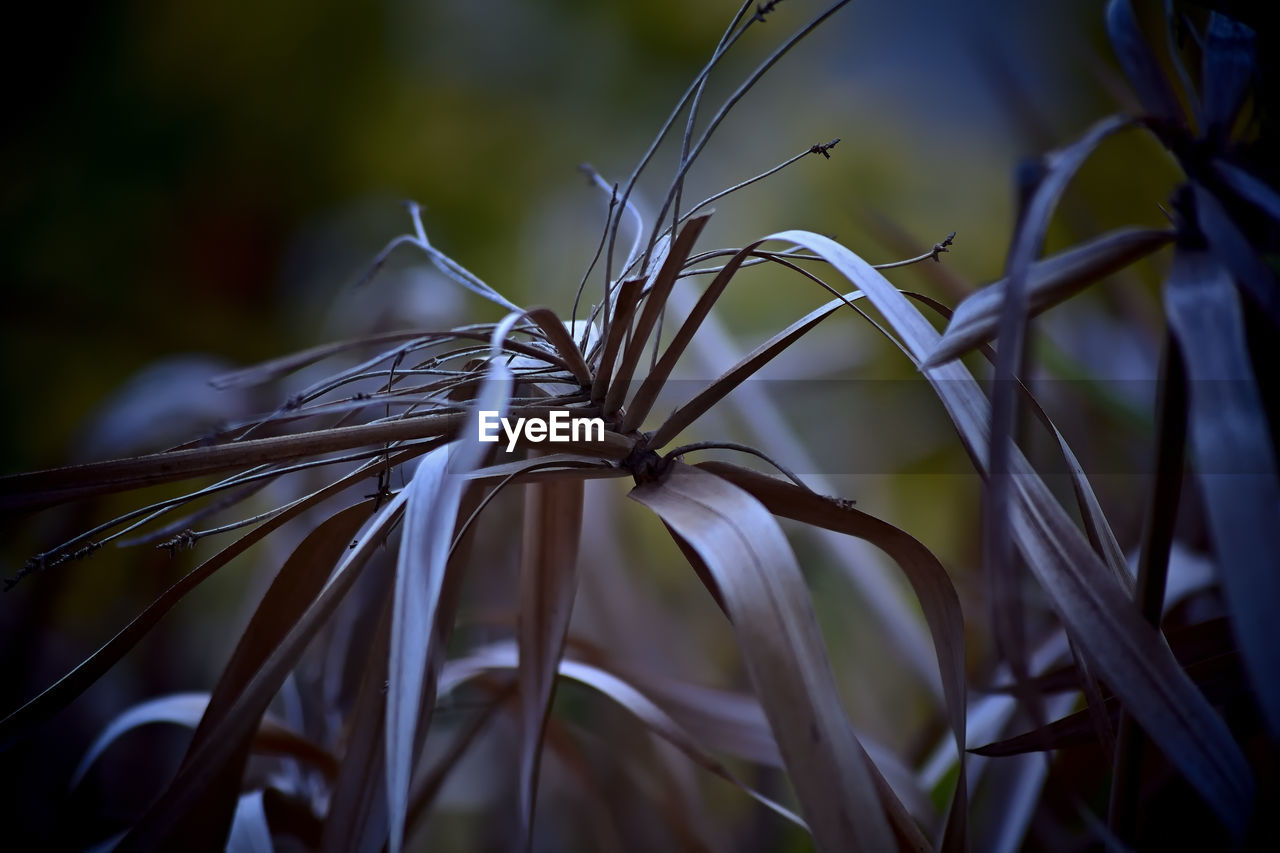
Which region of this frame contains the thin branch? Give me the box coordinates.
[638,1,855,272]
[665,441,812,492]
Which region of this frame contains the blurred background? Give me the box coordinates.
[2,0,1192,848]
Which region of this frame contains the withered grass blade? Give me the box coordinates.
[516,475,584,847]
[761,228,1255,836]
[630,463,899,852]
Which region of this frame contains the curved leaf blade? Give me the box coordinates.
[1163,245,1280,738]
[1106,0,1186,126]
[695,459,967,850]
[517,476,584,847]
[440,643,808,833]
[630,463,898,852]
[924,228,1173,368]
[760,228,1255,836]
[386,361,511,853]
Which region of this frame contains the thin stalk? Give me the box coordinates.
[1108,334,1188,843]
[637,1,855,273]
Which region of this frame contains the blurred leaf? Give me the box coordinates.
[978,115,1130,739]
[1201,12,1257,140]
[1191,182,1280,329]
[119,498,381,847]
[1106,0,1187,127]
[71,693,333,791]
[1163,244,1280,738]
[924,228,1173,368]
[630,463,900,853]
[1107,332,1186,837]
[170,501,374,847]
[1211,159,1280,224]
[974,646,1248,757]
[623,667,936,828]
[440,643,808,833]
[227,791,273,853]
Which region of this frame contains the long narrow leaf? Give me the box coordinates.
[115,490,410,850]
[321,597,393,853]
[630,463,897,852]
[0,413,464,513]
[0,449,418,751]
[517,474,584,847]
[985,115,1130,734]
[226,791,273,853]
[621,241,763,434]
[386,361,512,853]
[1163,245,1280,738]
[1106,0,1186,126]
[759,228,1254,835]
[924,228,1173,368]
[71,693,333,790]
[1201,13,1257,140]
[152,500,375,849]
[1191,181,1280,329]
[604,214,710,417]
[695,459,968,850]
[650,293,859,449]
[439,643,808,832]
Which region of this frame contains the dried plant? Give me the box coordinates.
[2,1,1276,851]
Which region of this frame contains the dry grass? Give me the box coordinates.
[2,1,1277,850]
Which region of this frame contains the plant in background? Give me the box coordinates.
[1,0,1275,850]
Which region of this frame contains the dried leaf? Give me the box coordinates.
[0,450,414,751]
[1211,159,1280,224]
[517,475,584,846]
[113,489,409,851]
[650,294,857,449]
[0,414,464,513]
[630,463,898,852]
[589,279,645,403]
[71,693,332,790]
[386,361,512,853]
[151,500,375,849]
[923,228,1173,368]
[621,240,763,433]
[523,307,593,386]
[695,459,967,850]
[604,214,710,416]
[1191,181,1280,329]
[440,643,808,833]
[759,228,1255,836]
[210,331,440,390]
[321,597,392,853]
